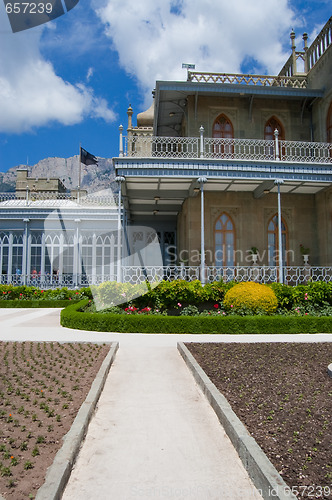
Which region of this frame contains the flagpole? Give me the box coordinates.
[78,143,81,204]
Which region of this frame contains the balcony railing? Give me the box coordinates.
[2,266,332,288]
[0,192,119,206]
[122,265,332,286]
[123,135,332,163]
[186,71,308,88]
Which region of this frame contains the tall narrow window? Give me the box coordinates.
[12,233,23,275]
[267,215,288,266]
[214,213,235,267]
[264,117,285,140]
[0,233,9,276]
[30,233,42,274]
[327,102,332,143]
[212,114,234,157]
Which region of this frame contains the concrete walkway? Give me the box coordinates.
[1,309,331,499]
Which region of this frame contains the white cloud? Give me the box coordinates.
[86,67,94,82]
[95,0,298,104]
[0,9,116,133]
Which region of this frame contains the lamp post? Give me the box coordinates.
[197,176,207,284]
[274,179,284,283]
[115,176,125,282]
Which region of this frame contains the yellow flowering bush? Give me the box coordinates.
[223,282,278,315]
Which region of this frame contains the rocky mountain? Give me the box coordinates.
[0,156,117,194]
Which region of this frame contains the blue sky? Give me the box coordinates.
[0,0,330,173]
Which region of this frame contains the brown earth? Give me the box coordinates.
[186,342,332,500]
[0,341,110,500]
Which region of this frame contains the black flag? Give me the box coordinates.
[80,147,98,166]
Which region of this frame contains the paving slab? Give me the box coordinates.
[61,345,263,500]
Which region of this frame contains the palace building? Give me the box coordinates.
[114,18,332,285]
[0,169,120,287]
[1,18,332,287]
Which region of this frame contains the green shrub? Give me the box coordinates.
[61,300,332,334]
[270,281,332,310]
[90,281,150,310]
[0,285,91,301]
[224,282,278,315]
[0,300,80,308]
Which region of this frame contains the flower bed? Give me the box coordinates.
[0,341,110,498]
[186,342,332,500]
[0,286,91,308]
[89,279,332,316]
[61,300,332,334]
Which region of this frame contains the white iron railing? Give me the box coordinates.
[121,266,332,286]
[124,135,332,163]
[0,273,117,288]
[204,137,276,161]
[0,192,118,206]
[1,266,331,288]
[279,140,332,163]
[126,135,199,158]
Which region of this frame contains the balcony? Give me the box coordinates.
[123,134,332,164]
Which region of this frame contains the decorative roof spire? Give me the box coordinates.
[127,104,133,131]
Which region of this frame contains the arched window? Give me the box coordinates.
[267,215,288,266]
[264,117,285,141]
[45,233,60,277]
[326,102,332,143]
[214,213,235,267]
[0,232,9,275]
[212,114,234,157]
[30,232,43,274]
[97,234,117,280]
[81,235,93,277]
[213,114,234,138]
[12,232,23,275]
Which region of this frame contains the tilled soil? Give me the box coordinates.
[186,342,332,500]
[0,341,110,499]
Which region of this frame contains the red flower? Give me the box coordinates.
[213,304,219,309]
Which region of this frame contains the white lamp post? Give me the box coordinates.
[198,176,207,284]
[274,179,284,283]
[115,176,125,282]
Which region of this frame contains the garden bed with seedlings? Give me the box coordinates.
[186,342,332,500]
[0,341,110,500]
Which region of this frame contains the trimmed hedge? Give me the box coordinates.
[0,299,81,308]
[61,300,332,334]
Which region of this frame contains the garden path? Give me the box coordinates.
[0,309,331,499]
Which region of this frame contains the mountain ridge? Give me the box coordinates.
[0,156,116,194]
